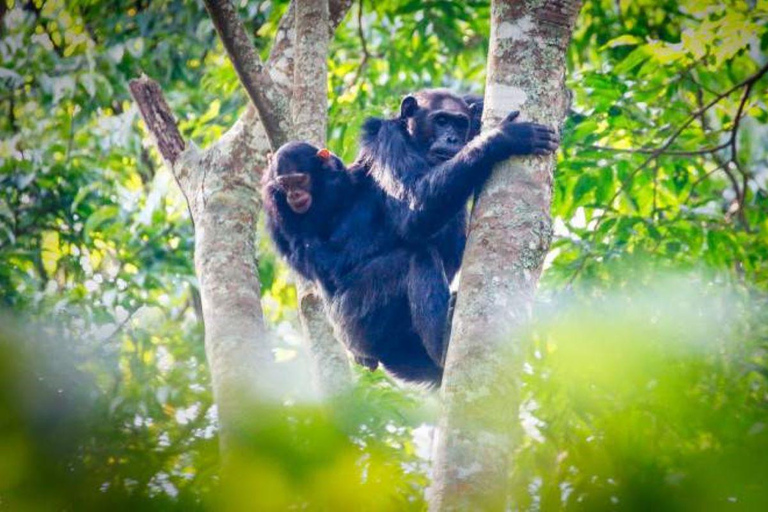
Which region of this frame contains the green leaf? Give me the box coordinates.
[600,35,643,50]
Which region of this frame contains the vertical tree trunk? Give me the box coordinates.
[292,0,352,396]
[429,1,581,509]
[130,80,274,456]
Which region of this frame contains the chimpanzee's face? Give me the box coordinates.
[401,92,472,165]
[270,142,324,214]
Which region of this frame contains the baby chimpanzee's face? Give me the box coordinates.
[276,172,313,213]
[269,142,333,214]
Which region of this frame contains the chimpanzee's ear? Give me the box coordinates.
[468,100,484,118]
[266,151,274,167]
[400,95,418,119]
[317,148,332,161]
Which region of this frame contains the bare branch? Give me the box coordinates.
[128,75,186,166]
[347,0,370,87]
[203,0,292,148]
[728,77,755,170]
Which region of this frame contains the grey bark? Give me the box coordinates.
[429,1,581,510]
[130,77,273,457]
[293,0,330,145]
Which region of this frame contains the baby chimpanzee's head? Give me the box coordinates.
[266,141,344,214]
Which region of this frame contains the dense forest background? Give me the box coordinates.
[1,0,767,510]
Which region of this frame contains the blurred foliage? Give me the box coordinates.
[513,277,768,510]
[0,0,767,509]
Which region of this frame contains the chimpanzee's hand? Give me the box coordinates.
[497,110,559,156]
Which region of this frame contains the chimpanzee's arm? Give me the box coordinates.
[394,114,558,239]
[262,184,319,281]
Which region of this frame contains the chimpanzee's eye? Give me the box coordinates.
[435,114,447,126]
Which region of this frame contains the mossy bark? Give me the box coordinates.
[429,1,581,509]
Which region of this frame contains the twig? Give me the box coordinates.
[681,163,725,205]
[587,141,730,156]
[728,78,754,171]
[348,0,370,86]
[100,307,140,342]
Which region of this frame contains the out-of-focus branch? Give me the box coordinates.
[203,0,292,148]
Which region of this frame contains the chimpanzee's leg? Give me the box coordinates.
[407,249,450,367]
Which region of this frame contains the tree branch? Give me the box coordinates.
[329,0,354,28]
[203,0,292,148]
[430,1,582,508]
[128,75,186,166]
[587,141,730,156]
[268,0,353,94]
[289,0,353,394]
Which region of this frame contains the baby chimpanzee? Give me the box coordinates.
[261,141,354,285]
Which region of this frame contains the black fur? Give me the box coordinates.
[262,90,559,385]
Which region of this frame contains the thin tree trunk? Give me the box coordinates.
[429,1,581,509]
[291,0,352,396]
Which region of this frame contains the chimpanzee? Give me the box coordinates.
[262,89,559,384]
[261,141,354,285]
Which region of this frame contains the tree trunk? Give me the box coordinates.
[429,1,581,509]
[130,0,354,460]
[129,79,274,456]
[291,0,353,397]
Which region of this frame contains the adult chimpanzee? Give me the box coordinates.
[263,89,559,384]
